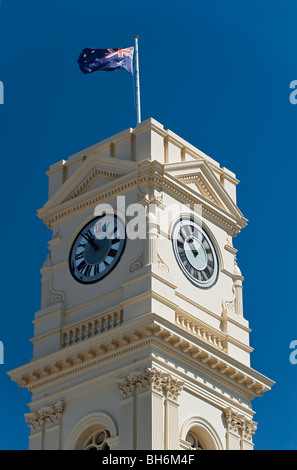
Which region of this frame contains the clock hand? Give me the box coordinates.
[82,232,99,251]
[187,238,199,257]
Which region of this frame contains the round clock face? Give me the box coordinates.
[69,215,126,284]
[172,217,218,288]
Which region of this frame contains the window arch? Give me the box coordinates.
[180,416,223,450]
[63,412,118,450]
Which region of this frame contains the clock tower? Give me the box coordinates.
[9,118,273,450]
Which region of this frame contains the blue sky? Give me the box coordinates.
[0,0,296,450]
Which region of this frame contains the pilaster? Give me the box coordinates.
[117,367,183,450]
[224,407,257,450]
[25,401,64,450]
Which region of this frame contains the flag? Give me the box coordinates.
[77,47,134,74]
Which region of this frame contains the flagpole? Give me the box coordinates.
[134,35,141,125]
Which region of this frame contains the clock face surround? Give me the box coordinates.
[69,214,126,284]
[172,217,218,288]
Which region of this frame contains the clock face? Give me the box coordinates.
[172,217,218,288]
[69,215,126,284]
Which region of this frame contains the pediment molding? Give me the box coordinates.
[165,159,242,220]
[39,155,137,217]
[63,167,125,203]
[178,173,225,209]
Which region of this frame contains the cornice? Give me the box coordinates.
[9,320,273,399]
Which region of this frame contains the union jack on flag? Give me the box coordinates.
[105,47,134,59]
[78,47,134,74]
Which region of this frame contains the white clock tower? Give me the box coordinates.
[9,118,274,450]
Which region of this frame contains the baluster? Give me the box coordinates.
[69,329,73,345]
[113,312,118,327]
[76,326,81,343]
[101,316,106,332]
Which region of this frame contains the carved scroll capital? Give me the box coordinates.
[117,367,183,401]
[25,401,64,434]
[224,407,257,441]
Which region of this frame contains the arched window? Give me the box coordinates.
[82,428,110,450]
[180,417,223,450]
[64,411,118,450]
[185,430,204,450]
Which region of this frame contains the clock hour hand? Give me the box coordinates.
[82,231,99,251]
[187,238,198,257]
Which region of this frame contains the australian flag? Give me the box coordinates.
[78,47,134,74]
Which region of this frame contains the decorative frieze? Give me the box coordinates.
[25,401,64,435]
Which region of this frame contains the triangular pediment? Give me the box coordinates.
[39,155,137,218]
[62,167,124,203]
[38,155,246,235]
[178,171,226,209]
[164,160,244,221]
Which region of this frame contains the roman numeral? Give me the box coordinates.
[184,261,191,271]
[180,252,187,262]
[204,267,212,279]
[84,264,92,277]
[207,259,214,268]
[82,229,94,242]
[177,240,184,249]
[201,270,208,281]
[94,263,100,276]
[108,248,117,258]
[75,252,84,261]
[77,260,87,273]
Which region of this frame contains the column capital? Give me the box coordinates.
[224,407,257,442]
[117,367,183,401]
[25,401,64,435]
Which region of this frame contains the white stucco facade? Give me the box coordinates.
[8,118,274,450]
